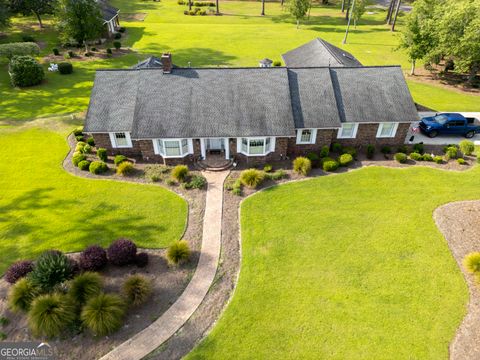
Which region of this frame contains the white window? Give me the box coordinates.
[337,123,358,139]
[237,137,275,156]
[376,123,399,138]
[296,129,317,144]
[109,132,132,148]
[153,139,193,158]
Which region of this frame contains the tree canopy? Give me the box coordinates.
[10,0,57,28]
[288,0,310,28]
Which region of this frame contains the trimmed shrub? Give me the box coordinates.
[239,169,264,188]
[322,158,339,172]
[58,62,73,75]
[319,145,330,158]
[28,250,74,292]
[89,161,108,174]
[122,275,152,306]
[52,48,60,56]
[79,245,107,271]
[75,135,84,142]
[273,60,281,67]
[114,32,122,39]
[332,143,343,153]
[342,147,357,159]
[394,153,407,163]
[0,42,40,59]
[293,157,312,176]
[97,148,107,162]
[434,155,443,164]
[106,48,112,54]
[113,41,121,50]
[114,155,127,166]
[116,161,134,176]
[445,146,458,161]
[81,144,92,154]
[442,144,458,154]
[167,240,191,265]
[28,293,76,338]
[7,278,38,313]
[422,154,433,161]
[459,140,475,156]
[366,144,375,159]
[135,252,149,268]
[464,252,480,273]
[9,55,44,87]
[457,158,466,165]
[22,35,35,42]
[339,153,353,166]
[305,152,320,168]
[118,27,126,33]
[381,146,392,154]
[68,272,103,305]
[5,260,34,284]
[73,127,83,137]
[397,145,408,154]
[86,137,95,146]
[263,164,273,172]
[81,293,126,336]
[409,152,423,161]
[75,141,86,151]
[413,143,425,154]
[172,165,189,182]
[107,239,137,266]
[77,160,91,171]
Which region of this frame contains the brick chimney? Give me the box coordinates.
[161,53,172,74]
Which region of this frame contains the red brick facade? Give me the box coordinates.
[89,123,409,165]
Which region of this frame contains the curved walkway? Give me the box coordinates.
[99,171,228,360]
[434,201,480,360]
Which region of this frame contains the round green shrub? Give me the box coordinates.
[81,293,126,336]
[273,60,281,67]
[342,146,357,159]
[167,240,191,265]
[97,148,107,162]
[28,293,76,338]
[73,127,83,137]
[52,48,60,56]
[106,48,112,54]
[464,252,480,273]
[68,272,103,305]
[366,144,375,159]
[263,164,273,173]
[114,155,127,165]
[58,62,73,75]
[381,146,392,154]
[187,175,207,189]
[89,161,108,174]
[339,153,353,166]
[332,143,343,153]
[171,165,189,182]
[75,141,86,152]
[319,145,329,158]
[7,278,38,313]
[114,32,122,39]
[82,144,92,154]
[445,146,458,160]
[72,153,86,167]
[306,152,320,168]
[433,155,443,164]
[457,158,466,165]
[394,153,407,163]
[78,160,91,171]
[397,145,409,154]
[293,157,312,176]
[422,154,433,161]
[322,159,339,172]
[116,161,134,176]
[9,55,44,87]
[113,41,121,50]
[86,137,95,146]
[459,140,475,156]
[122,275,152,306]
[409,152,423,161]
[28,250,74,292]
[239,168,264,188]
[413,143,425,154]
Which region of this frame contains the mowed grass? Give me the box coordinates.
[0,123,187,273]
[187,165,480,359]
[1,0,479,120]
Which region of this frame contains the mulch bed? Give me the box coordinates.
[122,13,148,21]
[434,201,480,360]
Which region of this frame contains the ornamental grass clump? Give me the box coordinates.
[463,252,480,274]
[81,293,126,336]
[172,165,189,182]
[459,140,475,156]
[79,245,107,271]
[293,157,311,176]
[28,293,76,338]
[167,240,191,265]
[114,155,127,166]
[122,275,152,306]
[68,272,103,305]
[8,278,38,313]
[239,169,264,188]
[28,251,74,292]
[116,161,134,176]
[5,260,33,284]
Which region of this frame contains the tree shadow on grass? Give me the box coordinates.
[269,13,386,27]
[136,46,237,67]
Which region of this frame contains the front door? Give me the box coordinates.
[208,138,223,151]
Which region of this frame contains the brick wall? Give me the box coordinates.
[91,133,143,158]
[230,137,289,165]
[334,123,410,148]
[287,129,336,156]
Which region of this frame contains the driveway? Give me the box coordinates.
[405,112,480,146]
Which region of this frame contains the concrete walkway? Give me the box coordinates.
[99,171,228,360]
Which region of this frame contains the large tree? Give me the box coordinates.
[0,0,11,29]
[10,0,57,28]
[56,0,104,52]
[288,0,310,28]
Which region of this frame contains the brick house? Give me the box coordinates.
[84,52,419,166]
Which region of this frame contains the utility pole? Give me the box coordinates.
[343,0,355,44]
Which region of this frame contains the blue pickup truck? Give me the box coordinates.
[418,113,480,138]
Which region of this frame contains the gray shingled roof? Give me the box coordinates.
[330,66,419,123]
[99,3,119,22]
[288,68,341,129]
[132,56,179,70]
[282,38,362,68]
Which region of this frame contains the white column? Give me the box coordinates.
[224,138,230,159]
[200,138,206,159]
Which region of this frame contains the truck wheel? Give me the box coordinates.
[465,131,475,138]
[428,130,438,138]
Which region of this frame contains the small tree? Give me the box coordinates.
[288,0,310,29]
[9,55,44,87]
[10,0,57,28]
[352,0,368,28]
[56,0,104,53]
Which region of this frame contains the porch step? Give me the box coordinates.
[195,158,235,172]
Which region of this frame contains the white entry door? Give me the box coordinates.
[208,138,223,150]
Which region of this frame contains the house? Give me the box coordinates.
[99,2,120,36]
[84,52,419,166]
[282,38,362,68]
[132,56,178,70]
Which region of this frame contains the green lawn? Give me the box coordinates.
[1,0,479,121]
[187,165,480,359]
[0,122,187,273]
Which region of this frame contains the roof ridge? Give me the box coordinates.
[317,38,343,66]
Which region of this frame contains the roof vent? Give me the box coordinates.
[161,53,172,74]
[259,58,273,68]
